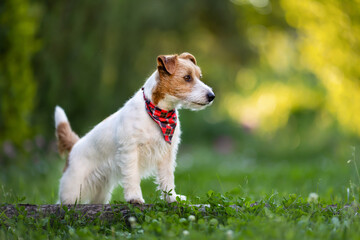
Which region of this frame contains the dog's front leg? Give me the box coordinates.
[120,148,145,204]
[157,151,186,203]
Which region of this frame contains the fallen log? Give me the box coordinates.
[0,203,356,222]
[0,203,218,222]
[1,204,147,221]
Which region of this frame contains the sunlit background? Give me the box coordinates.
[1,0,360,204]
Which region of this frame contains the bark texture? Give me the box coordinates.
[0,204,220,221]
[0,203,354,222]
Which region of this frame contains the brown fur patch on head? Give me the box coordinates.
[153,53,202,105]
[157,55,177,75]
[179,52,197,65]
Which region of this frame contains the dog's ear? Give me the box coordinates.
[179,52,196,65]
[157,55,177,75]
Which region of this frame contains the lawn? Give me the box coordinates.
[1,144,360,239]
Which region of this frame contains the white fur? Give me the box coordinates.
[55,106,68,127]
[57,70,213,204]
[183,77,214,110]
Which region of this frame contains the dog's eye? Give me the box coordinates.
[184,75,192,82]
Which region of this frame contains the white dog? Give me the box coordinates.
[55,52,215,204]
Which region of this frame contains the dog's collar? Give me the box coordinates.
[141,88,177,144]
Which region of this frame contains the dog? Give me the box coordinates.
[54,52,215,204]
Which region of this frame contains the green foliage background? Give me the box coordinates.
[2,1,360,239]
[0,0,40,144]
[0,0,359,163]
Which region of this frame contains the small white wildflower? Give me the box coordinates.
[128,216,136,223]
[188,215,196,222]
[347,160,352,164]
[128,216,137,228]
[226,230,234,239]
[307,192,319,203]
[183,230,190,236]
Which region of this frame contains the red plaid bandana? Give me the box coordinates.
[142,88,177,144]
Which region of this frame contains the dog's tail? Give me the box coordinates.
[54,106,79,156]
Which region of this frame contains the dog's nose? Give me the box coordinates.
[207,92,215,102]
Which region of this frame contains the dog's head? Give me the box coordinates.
[152,52,215,110]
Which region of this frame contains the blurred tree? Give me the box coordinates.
[32,0,251,138]
[281,0,360,136]
[223,0,325,135]
[0,0,40,145]
[1,0,359,154]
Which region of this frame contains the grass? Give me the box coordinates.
[1,144,360,239]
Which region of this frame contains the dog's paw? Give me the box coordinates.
[128,198,145,205]
[166,194,187,203]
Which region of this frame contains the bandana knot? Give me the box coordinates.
[142,88,177,144]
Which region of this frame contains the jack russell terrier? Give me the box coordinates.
[55,52,215,204]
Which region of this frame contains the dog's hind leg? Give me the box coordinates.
[90,183,113,204]
[59,172,89,204]
[87,170,114,204]
[58,160,94,204]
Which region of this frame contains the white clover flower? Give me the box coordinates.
[128,216,137,228]
[188,215,196,222]
[128,216,136,223]
[226,230,234,239]
[307,192,319,203]
[183,230,190,236]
